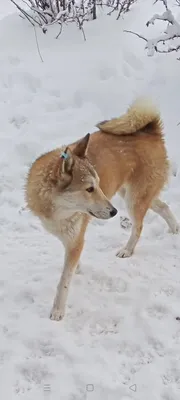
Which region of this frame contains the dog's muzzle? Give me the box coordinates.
[88,206,117,219]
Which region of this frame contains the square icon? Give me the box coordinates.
[86,384,94,392]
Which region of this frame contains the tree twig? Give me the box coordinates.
[124,29,148,42]
[34,25,44,62]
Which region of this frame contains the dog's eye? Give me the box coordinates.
[86,186,94,193]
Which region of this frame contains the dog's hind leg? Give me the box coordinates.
[75,261,82,274]
[50,216,89,321]
[116,186,153,258]
[150,198,179,233]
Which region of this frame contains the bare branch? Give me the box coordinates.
[33,26,44,62]
[124,29,147,43]
[56,22,63,38]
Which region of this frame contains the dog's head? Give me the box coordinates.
[52,133,117,220]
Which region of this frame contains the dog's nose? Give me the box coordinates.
[110,207,117,218]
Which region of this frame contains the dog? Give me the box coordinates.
[25,98,179,321]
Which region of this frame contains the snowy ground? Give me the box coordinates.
[0,0,180,399]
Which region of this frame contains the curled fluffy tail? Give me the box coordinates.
[96,98,163,136]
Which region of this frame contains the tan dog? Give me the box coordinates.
[25,99,179,321]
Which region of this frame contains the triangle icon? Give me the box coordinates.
[129,384,137,392]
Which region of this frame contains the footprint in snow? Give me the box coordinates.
[91,273,128,294]
[17,360,52,385]
[99,67,117,81]
[8,56,21,66]
[10,115,28,129]
[122,63,131,78]
[146,302,169,320]
[148,336,165,357]
[15,290,35,306]
[25,338,63,358]
[162,367,180,388]
[120,216,132,230]
[123,50,144,71]
[0,350,12,365]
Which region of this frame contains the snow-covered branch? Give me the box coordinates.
[10,0,137,38]
[125,0,180,58]
[146,0,180,56]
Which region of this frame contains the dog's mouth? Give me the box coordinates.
[88,210,97,218]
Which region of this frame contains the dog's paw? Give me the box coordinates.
[116,248,133,258]
[172,224,180,234]
[168,224,180,234]
[50,307,64,321]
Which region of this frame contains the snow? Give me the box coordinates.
[0,0,180,399]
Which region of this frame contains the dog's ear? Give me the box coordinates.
[61,147,74,175]
[52,147,74,183]
[73,133,90,158]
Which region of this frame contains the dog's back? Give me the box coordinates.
[86,98,169,200]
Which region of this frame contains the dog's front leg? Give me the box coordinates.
[50,239,84,322]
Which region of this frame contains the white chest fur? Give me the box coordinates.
[41,212,83,246]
